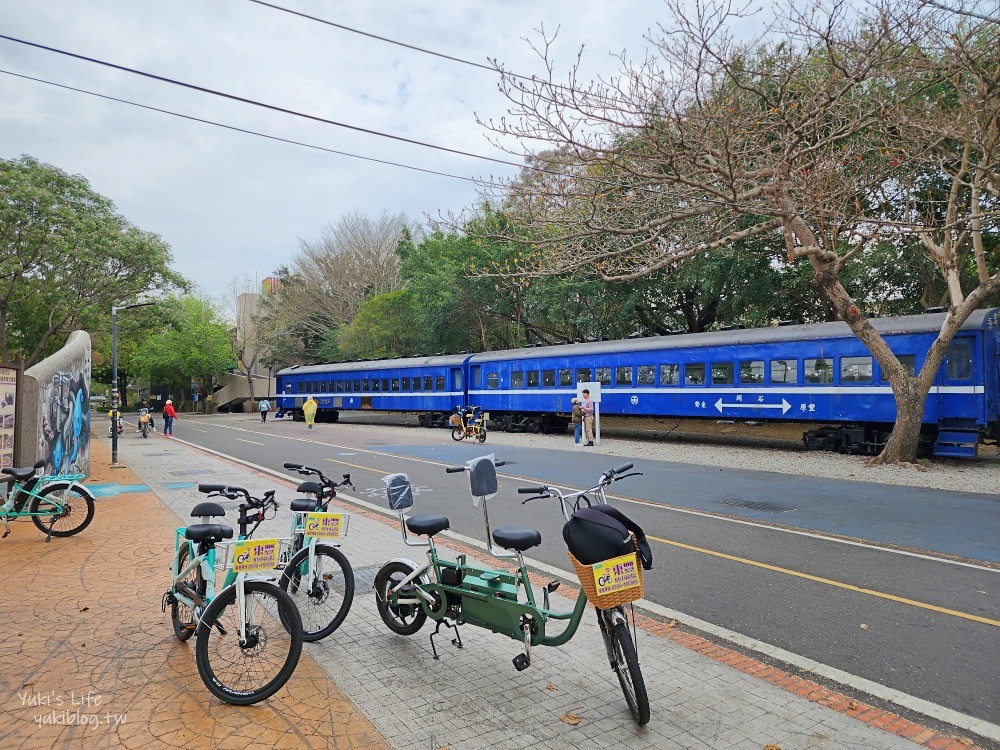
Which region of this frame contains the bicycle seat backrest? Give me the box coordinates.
[382,473,414,511]
[296,481,323,496]
[191,502,225,524]
[468,455,498,497]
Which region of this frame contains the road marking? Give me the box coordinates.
[648,534,1000,627]
[235,437,264,446]
[190,420,997,572]
[190,428,208,433]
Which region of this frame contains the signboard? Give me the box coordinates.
[592,553,641,597]
[304,512,349,539]
[0,365,19,472]
[232,538,280,572]
[577,381,602,402]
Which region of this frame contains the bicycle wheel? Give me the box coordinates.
[141,424,149,438]
[286,534,304,594]
[450,427,464,441]
[374,560,427,635]
[476,427,487,443]
[279,544,355,642]
[29,483,95,537]
[172,544,204,641]
[599,609,650,726]
[195,580,303,705]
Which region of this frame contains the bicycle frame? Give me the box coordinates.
[1,473,88,517]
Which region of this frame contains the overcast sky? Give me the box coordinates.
[1,0,679,300]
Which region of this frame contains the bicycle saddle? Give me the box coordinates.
[290,498,321,513]
[405,514,450,537]
[1,466,37,480]
[184,524,234,543]
[492,525,541,552]
[191,502,225,518]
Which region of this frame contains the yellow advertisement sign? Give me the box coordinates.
[305,512,347,539]
[592,553,640,597]
[232,539,280,572]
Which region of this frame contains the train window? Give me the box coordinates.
[362,379,370,391]
[353,379,361,392]
[297,382,305,393]
[659,364,680,385]
[576,368,592,383]
[840,356,873,382]
[542,370,556,387]
[946,340,972,380]
[392,378,400,392]
[321,381,329,393]
[487,372,499,389]
[684,364,706,385]
[596,367,612,385]
[336,380,344,393]
[770,359,798,384]
[559,369,573,386]
[344,381,351,393]
[804,358,833,384]
[424,376,433,391]
[711,362,734,385]
[897,355,916,377]
[637,365,655,385]
[454,371,463,389]
[435,376,445,390]
[616,367,633,386]
[412,377,421,392]
[382,378,391,392]
[740,360,764,384]
[512,371,525,388]
[527,371,540,387]
[472,367,482,388]
[372,380,380,392]
[402,377,410,391]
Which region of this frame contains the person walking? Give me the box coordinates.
[162,399,177,437]
[302,396,318,430]
[570,397,584,447]
[258,397,271,423]
[581,389,595,446]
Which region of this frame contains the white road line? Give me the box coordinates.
[191,420,996,572]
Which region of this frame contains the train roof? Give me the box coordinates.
[277,353,469,377]
[276,309,996,375]
[468,309,997,363]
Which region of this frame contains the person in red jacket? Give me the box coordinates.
[162,399,177,437]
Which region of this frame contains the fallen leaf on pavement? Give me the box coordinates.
[764,744,782,750]
[560,711,582,726]
[667,618,678,628]
[848,701,860,710]
[860,623,868,629]
[80,606,89,612]
[546,684,557,691]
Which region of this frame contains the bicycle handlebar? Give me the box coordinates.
[517,487,545,495]
[283,461,301,470]
[445,466,464,473]
[198,483,231,494]
[613,462,633,474]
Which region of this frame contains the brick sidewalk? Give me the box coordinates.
[0,439,389,750]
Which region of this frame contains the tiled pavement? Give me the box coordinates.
[1,430,983,749]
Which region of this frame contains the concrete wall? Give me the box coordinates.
[16,331,91,477]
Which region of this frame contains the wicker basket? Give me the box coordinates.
[568,534,644,609]
[448,414,462,427]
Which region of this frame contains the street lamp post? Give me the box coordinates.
[111,302,155,465]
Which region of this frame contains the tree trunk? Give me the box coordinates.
[868,377,926,465]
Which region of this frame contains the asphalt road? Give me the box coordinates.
[163,414,1000,730]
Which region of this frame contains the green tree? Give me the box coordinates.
[138,296,233,410]
[0,155,185,366]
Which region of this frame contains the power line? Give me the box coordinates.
[0,33,526,170]
[0,68,478,182]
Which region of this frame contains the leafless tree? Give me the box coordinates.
[474,0,998,465]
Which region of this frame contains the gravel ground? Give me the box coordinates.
[331,413,999,495]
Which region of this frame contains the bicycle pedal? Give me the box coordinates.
[512,653,530,671]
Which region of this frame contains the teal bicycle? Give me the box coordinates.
[0,458,95,541]
[162,483,303,705]
[279,462,355,641]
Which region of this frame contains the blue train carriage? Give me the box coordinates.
[468,309,998,457]
[275,354,470,423]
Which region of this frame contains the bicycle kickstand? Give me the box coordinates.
[1,517,10,539]
[44,517,57,543]
[429,619,463,660]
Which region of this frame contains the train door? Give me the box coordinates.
[451,367,464,411]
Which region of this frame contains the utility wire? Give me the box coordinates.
[0,33,525,170]
[0,68,477,182]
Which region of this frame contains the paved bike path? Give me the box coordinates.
[0,439,388,750]
[112,431,987,750]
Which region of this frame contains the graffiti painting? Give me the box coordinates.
[37,350,91,476]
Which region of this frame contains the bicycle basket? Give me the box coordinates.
[568,533,644,608]
[448,414,462,427]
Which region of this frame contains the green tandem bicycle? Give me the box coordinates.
[1,458,95,541]
[374,456,652,725]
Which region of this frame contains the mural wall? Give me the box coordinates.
[17,331,92,477]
